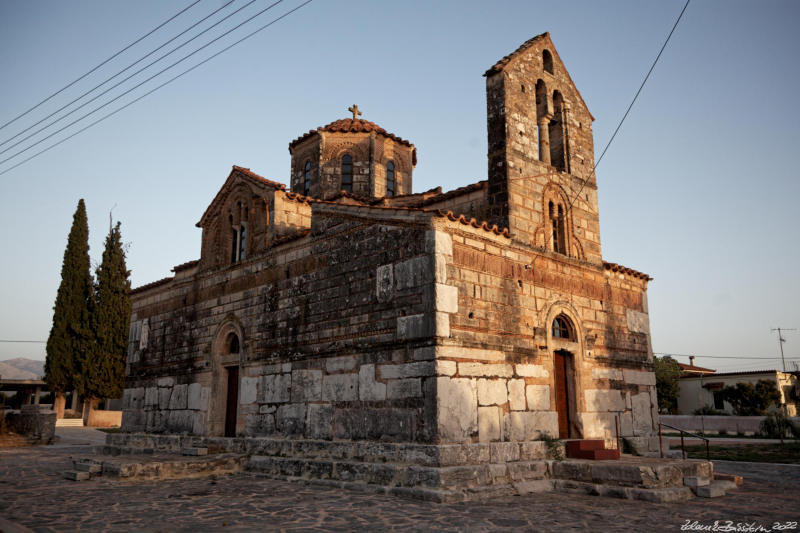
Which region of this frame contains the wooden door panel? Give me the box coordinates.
[225,366,239,438]
[554,351,570,438]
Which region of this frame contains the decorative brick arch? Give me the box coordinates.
[532,182,584,260]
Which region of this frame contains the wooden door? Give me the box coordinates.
[224,366,239,438]
[553,351,571,438]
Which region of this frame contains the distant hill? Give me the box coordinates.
[0,358,44,380]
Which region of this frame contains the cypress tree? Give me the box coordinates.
[87,220,131,400]
[45,199,94,398]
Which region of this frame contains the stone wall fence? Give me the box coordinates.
[660,415,800,436]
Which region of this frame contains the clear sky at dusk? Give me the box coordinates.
[0,0,798,373]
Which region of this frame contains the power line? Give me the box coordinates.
[0,0,202,133]
[0,340,46,344]
[655,352,799,361]
[0,0,255,159]
[0,0,282,169]
[0,0,315,177]
[565,0,690,215]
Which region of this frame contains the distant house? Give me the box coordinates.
[678,358,798,416]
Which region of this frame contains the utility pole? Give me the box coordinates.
[771,327,796,372]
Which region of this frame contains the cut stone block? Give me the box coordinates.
[74,462,102,473]
[683,476,710,488]
[513,480,554,494]
[182,447,208,456]
[713,472,743,486]
[695,482,726,498]
[63,470,90,481]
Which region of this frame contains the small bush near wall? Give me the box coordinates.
[759,412,800,439]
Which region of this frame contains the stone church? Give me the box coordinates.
[119,33,661,494]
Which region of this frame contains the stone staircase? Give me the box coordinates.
[565,439,620,460]
[62,445,245,482]
[72,433,740,502]
[55,418,84,427]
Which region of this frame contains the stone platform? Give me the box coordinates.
[100,432,720,502]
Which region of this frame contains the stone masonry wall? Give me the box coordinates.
[430,218,658,451]
[124,208,448,443]
[486,34,602,263]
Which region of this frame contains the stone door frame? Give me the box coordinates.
[545,301,584,439]
[209,317,245,437]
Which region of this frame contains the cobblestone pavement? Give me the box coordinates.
[1,443,798,533]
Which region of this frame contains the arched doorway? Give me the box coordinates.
[551,313,580,439]
[210,322,243,437]
[223,331,240,438]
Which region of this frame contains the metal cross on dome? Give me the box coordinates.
[348,104,362,120]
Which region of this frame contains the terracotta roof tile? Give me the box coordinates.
[421,181,487,207]
[433,210,510,238]
[603,261,652,281]
[232,165,286,190]
[284,191,315,204]
[289,118,413,150]
[678,362,716,374]
[131,276,173,295]
[327,190,373,204]
[171,259,199,273]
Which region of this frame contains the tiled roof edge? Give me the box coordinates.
[171,259,199,273]
[603,261,652,281]
[131,277,173,296]
[433,209,510,238]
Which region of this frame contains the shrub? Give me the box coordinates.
[759,411,800,439]
[693,405,726,416]
[537,431,564,461]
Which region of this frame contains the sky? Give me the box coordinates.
[0,0,798,373]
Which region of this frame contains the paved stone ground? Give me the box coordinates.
[1,435,798,532]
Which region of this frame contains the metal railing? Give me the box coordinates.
[659,422,710,460]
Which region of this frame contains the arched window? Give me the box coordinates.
[535,79,549,163]
[341,154,353,193]
[226,332,240,354]
[230,201,248,263]
[303,161,311,196]
[543,49,554,74]
[549,201,567,255]
[386,161,395,197]
[549,90,566,172]
[552,315,573,340]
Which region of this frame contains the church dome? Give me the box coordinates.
[289,114,413,150]
[288,106,416,200]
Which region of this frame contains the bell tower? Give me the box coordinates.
[485,33,602,264]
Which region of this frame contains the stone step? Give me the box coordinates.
[246,455,550,490]
[694,481,728,498]
[683,476,710,488]
[55,418,84,427]
[62,470,90,481]
[73,461,102,474]
[566,440,605,454]
[714,472,743,486]
[181,447,208,456]
[567,448,620,460]
[553,479,693,503]
[565,440,619,460]
[94,445,155,456]
[100,453,246,480]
